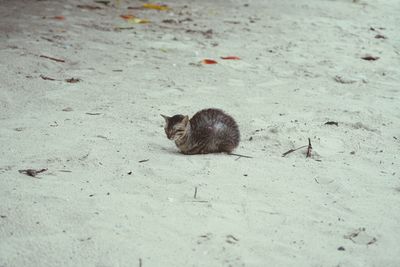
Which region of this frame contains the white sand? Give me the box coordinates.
[1,0,399,266]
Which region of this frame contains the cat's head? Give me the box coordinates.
[161,114,189,141]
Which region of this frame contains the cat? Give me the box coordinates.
[161,108,241,155]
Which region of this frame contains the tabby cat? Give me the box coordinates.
[161,108,240,155]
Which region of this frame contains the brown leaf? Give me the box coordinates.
[65,78,80,83]
[361,55,379,61]
[53,16,65,20]
[18,168,48,177]
[325,121,339,126]
[221,56,241,60]
[375,34,387,39]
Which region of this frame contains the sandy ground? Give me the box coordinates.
[1,0,400,266]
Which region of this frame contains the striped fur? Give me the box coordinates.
[162,108,240,154]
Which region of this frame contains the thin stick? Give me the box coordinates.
[40,55,65,63]
[306,138,312,158]
[282,145,308,157]
[139,258,142,267]
[194,187,198,199]
[229,153,253,159]
[40,75,56,81]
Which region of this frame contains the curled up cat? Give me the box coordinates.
[161,108,251,158]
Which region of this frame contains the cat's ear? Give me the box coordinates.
[182,115,189,125]
[160,114,170,122]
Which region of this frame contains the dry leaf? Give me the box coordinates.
[18,168,48,177]
[65,78,80,83]
[120,14,135,20]
[202,59,218,64]
[221,56,241,60]
[375,34,387,39]
[361,55,379,61]
[143,3,170,10]
[53,16,65,20]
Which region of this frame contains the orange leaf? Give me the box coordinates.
[143,3,170,10]
[53,16,65,20]
[202,59,218,64]
[120,14,135,20]
[221,56,241,60]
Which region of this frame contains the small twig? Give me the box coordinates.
[229,153,252,159]
[306,138,312,158]
[114,27,135,31]
[139,258,142,267]
[306,138,312,157]
[40,75,57,81]
[39,55,65,63]
[282,145,308,157]
[194,187,198,199]
[138,159,149,163]
[41,37,54,42]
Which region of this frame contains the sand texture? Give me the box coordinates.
[1,0,400,266]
